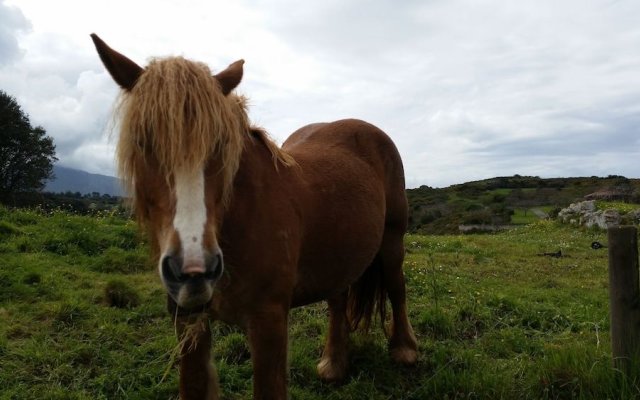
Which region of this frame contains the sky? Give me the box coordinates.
[0,0,639,188]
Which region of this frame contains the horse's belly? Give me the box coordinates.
[291,205,385,307]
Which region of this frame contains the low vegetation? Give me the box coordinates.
[408,174,640,234]
[1,205,639,399]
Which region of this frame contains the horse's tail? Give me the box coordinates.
[347,253,387,332]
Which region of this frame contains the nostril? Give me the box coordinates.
[162,255,185,283]
[162,253,222,285]
[204,253,224,281]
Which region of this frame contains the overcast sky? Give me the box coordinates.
[1,0,639,188]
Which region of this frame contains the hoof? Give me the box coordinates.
[317,356,347,383]
[390,346,418,365]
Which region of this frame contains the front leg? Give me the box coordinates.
[247,304,290,400]
[170,297,219,400]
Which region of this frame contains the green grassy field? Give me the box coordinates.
[511,206,556,225]
[1,206,638,399]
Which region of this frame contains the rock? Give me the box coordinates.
[627,209,640,224]
[557,200,622,229]
[582,209,620,229]
[558,200,596,223]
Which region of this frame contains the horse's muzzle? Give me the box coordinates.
[161,252,223,309]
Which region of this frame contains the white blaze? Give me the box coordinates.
[173,168,207,272]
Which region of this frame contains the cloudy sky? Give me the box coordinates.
[0,0,639,188]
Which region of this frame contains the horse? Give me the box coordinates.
[91,33,418,400]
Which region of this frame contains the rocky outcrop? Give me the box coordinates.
[627,209,640,224]
[558,201,595,225]
[558,200,621,229]
[584,209,620,229]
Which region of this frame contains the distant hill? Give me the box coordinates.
[407,175,640,234]
[39,169,640,234]
[45,165,124,197]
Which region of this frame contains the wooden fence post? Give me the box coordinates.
[608,226,640,372]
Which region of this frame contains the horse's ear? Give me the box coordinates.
[215,59,244,95]
[90,33,143,91]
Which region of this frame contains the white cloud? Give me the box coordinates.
[1,0,639,187]
[0,0,30,65]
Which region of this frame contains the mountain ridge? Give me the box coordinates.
[45,165,124,197]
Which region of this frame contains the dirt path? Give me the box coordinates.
[531,208,548,218]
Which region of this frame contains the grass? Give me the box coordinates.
[511,208,540,225]
[511,206,557,225]
[1,206,638,398]
[596,201,640,214]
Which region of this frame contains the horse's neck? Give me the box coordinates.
[229,132,292,209]
[219,131,298,256]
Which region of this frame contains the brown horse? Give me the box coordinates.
[91,33,418,400]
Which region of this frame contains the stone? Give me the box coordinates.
[557,200,623,229]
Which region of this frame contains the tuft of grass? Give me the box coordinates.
[481,328,542,358]
[14,236,33,253]
[417,308,454,339]
[456,302,489,340]
[0,334,7,357]
[91,246,150,274]
[0,220,21,237]
[216,332,251,364]
[0,270,45,302]
[104,280,141,309]
[22,272,41,285]
[53,302,88,327]
[534,343,635,399]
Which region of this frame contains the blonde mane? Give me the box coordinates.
[114,56,293,211]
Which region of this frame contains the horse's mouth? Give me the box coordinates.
[168,280,214,311]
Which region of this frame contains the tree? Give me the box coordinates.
[0,90,57,199]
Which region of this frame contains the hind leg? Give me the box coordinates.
[317,292,350,382]
[380,231,418,365]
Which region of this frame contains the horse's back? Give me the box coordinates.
[283,119,407,305]
[283,118,407,228]
[284,119,400,169]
